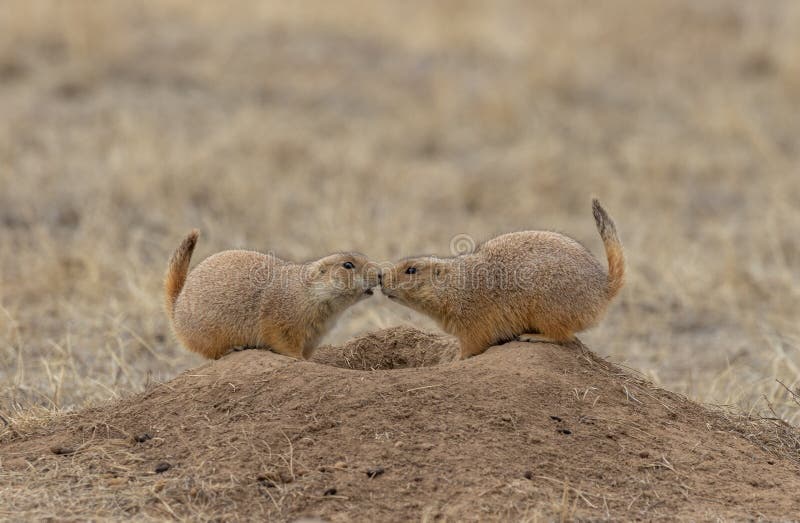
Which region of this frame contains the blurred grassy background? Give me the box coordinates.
[0,0,798,421]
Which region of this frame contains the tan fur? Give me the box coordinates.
[164,229,199,323]
[164,231,380,360]
[381,199,625,359]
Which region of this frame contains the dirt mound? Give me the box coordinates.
[312,326,460,370]
[1,327,799,521]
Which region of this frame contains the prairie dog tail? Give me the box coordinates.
[164,229,199,320]
[591,199,625,299]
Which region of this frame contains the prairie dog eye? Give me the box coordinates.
[405,267,417,275]
[342,261,355,270]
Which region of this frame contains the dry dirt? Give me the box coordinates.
[2,327,798,521]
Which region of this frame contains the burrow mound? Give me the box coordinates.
[312,325,460,369]
[1,327,799,521]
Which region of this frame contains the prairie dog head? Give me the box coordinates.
[307,253,380,305]
[380,256,454,317]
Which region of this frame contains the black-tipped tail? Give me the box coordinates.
[592,199,625,298]
[164,229,199,320]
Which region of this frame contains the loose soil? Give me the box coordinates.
[1,327,799,521]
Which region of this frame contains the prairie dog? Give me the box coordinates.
[165,230,380,360]
[380,199,624,358]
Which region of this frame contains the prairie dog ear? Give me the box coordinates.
[310,260,325,274]
[307,258,331,276]
[311,254,340,275]
[433,261,450,277]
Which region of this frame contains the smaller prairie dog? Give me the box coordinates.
[165,230,379,360]
[380,199,624,358]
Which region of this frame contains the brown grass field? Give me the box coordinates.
[1,0,799,520]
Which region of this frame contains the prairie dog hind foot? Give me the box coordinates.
[516,333,561,344]
[232,345,304,359]
[231,345,266,353]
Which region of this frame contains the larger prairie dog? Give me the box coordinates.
[380,199,624,358]
[165,230,380,360]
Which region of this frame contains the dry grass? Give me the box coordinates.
[0,0,799,432]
